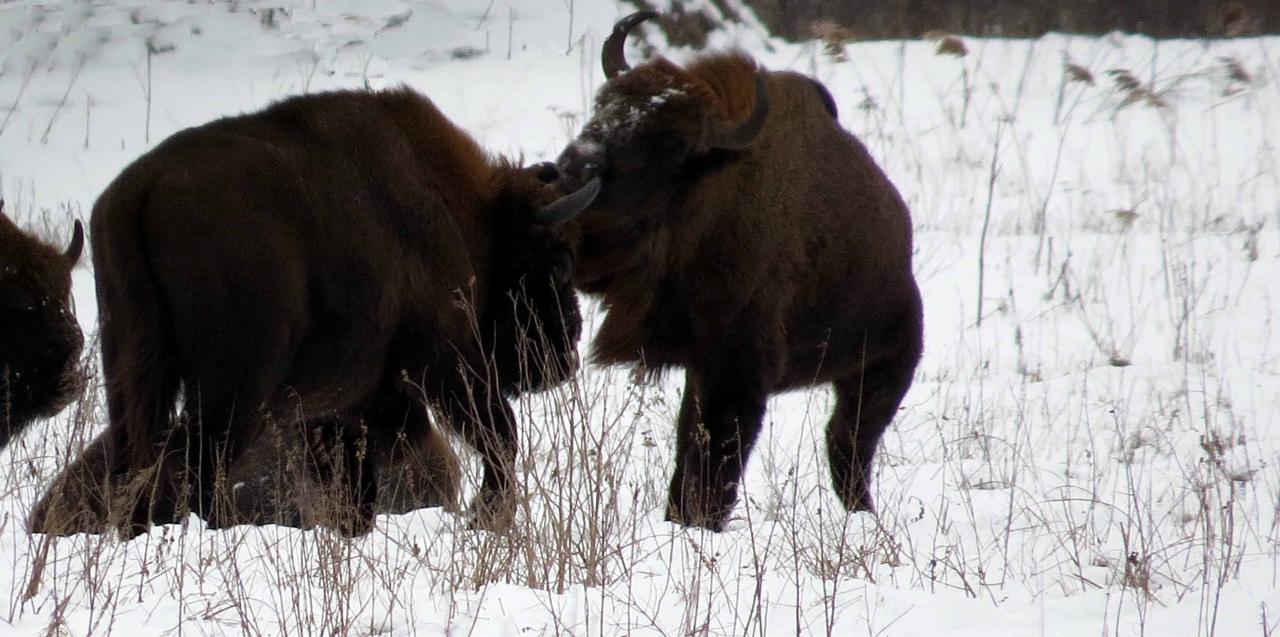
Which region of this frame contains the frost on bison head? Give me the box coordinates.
[0,201,84,448]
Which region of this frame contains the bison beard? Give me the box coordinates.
[557,12,924,531]
[67,88,596,538]
[0,200,84,448]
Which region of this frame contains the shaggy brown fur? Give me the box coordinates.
[82,87,596,537]
[0,201,84,447]
[556,13,923,531]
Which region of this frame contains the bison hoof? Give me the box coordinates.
[28,481,112,537]
[664,502,730,533]
[465,490,516,532]
[835,484,876,514]
[27,501,108,537]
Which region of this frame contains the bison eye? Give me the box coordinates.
[549,251,573,286]
[0,285,39,314]
[656,134,689,159]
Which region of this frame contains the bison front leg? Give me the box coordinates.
[465,395,520,532]
[666,357,773,532]
[424,372,519,532]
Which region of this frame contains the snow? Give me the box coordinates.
[2,1,1278,635]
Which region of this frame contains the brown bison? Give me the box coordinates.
[555,12,923,530]
[84,87,598,537]
[0,201,84,446]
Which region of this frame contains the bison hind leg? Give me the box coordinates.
[825,355,917,514]
[210,417,307,529]
[28,430,123,536]
[375,424,462,515]
[296,417,379,537]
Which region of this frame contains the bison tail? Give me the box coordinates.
[90,172,181,477]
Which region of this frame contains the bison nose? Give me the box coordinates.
[531,162,559,184]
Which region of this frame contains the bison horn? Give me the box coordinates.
[705,74,770,151]
[535,177,601,224]
[65,220,84,264]
[603,11,657,79]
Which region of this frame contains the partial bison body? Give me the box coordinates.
[83,87,598,537]
[0,201,84,447]
[556,12,923,530]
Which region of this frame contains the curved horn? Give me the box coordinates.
[64,219,84,264]
[706,74,771,151]
[602,11,657,79]
[535,177,601,225]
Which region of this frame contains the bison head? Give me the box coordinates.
[556,11,769,210]
[484,165,600,393]
[0,200,85,447]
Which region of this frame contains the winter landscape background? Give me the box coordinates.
[1,1,1277,635]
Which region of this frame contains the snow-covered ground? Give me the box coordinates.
[2,1,1278,635]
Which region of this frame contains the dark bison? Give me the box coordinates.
[0,201,84,447]
[83,87,598,537]
[555,12,923,530]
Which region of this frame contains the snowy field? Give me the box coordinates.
[2,1,1278,635]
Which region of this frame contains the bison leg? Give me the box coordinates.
[214,418,306,528]
[31,427,194,536]
[302,391,461,537]
[825,319,922,513]
[423,372,518,532]
[134,380,275,536]
[297,415,380,537]
[28,430,118,535]
[666,363,770,532]
[363,396,462,515]
[272,396,461,529]
[31,427,190,539]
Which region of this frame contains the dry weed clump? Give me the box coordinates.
[1106,68,1169,109]
[811,20,856,61]
[1064,58,1095,85]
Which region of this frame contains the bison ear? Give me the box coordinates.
[64,220,85,265]
[535,177,601,225]
[705,74,770,151]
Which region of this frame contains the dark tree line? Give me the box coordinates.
[670,0,1275,41]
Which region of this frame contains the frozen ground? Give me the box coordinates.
[1,1,1278,635]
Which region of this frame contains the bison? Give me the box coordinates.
[83,87,599,537]
[554,12,923,530]
[0,201,84,447]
